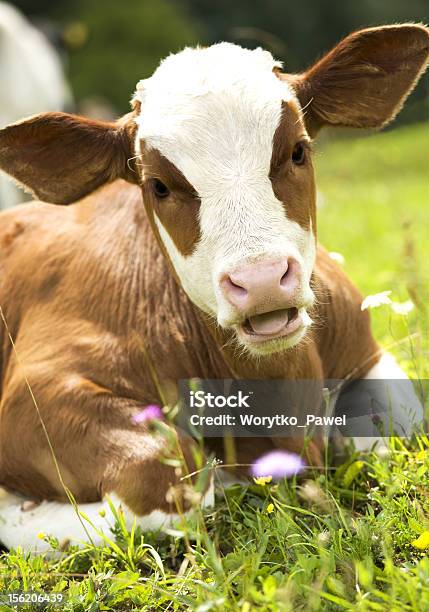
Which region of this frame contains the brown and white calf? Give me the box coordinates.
[0,24,428,551]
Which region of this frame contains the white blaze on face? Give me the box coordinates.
[134,43,316,330]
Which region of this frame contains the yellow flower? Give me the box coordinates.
[416,450,427,462]
[37,532,46,540]
[412,531,429,550]
[99,509,106,518]
[266,503,275,514]
[253,476,272,486]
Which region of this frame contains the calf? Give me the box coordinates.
[0,24,428,551]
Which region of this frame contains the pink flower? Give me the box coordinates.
[251,450,305,480]
[132,404,164,425]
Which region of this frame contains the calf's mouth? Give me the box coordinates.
[240,307,300,341]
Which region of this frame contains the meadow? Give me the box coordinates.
[0,121,428,611]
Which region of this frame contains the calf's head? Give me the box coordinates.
[1,24,428,355]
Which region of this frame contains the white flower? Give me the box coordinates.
[390,300,414,316]
[361,290,392,311]
[329,251,345,265]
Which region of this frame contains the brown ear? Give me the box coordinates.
[0,112,139,204]
[287,24,429,135]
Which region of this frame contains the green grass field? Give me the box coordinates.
[1,122,429,611]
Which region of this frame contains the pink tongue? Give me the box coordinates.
[248,309,289,335]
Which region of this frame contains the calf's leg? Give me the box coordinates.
[0,399,212,551]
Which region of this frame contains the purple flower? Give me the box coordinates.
[251,450,305,480]
[132,404,164,425]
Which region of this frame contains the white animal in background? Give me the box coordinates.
[0,1,71,209]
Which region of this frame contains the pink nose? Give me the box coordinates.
[220,258,300,313]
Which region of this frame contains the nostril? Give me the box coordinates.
[228,277,248,297]
[280,268,289,286]
[280,262,290,287]
[280,258,300,290]
[222,275,248,302]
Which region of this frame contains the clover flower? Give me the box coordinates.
[251,450,305,480]
[132,404,164,425]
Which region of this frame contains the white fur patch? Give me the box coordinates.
[350,352,422,452]
[0,483,214,553]
[134,43,315,342]
[363,352,408,380]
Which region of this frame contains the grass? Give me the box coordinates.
[1,122,429,610]
[316,123,429,378]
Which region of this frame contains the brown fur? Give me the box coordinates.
[140,143,201,257]
[0,111,139,204]
[0,24,427,517]
[270,100,316,231]
[0,181,377,506]
[0,184,222,510]
[280,24,429,135]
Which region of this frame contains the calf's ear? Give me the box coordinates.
[0,111,139,204]
[288,24,429,135]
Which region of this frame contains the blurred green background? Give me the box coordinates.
[10,0,429,120]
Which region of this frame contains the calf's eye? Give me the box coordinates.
[292,142,306,166]
[152,179,170,198]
